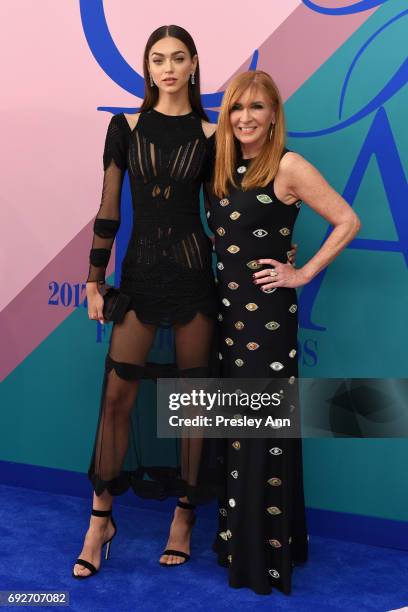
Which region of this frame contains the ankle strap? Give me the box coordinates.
[91,508,112,517]
[177,500,196,510]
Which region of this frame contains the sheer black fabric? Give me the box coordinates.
[87,111,217,326]
[88,117,126,283]
[86,111,222,504]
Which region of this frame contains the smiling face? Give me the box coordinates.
[229,85,276,151]
[147,36,197,94]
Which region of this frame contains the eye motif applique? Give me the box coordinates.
[256,194,273,204]
[270,362,284,371]
[246,342,259,351]
[217,262,224,270]
[267,507,282,515]
[289,304,297,313]
[222,298,230,307]
[219,198,230,206]
[246,260,262,270]
[268,478,282,487]
[230,211,241,220]
[263,288,277,294]
[265,321,280,331]
[228,282,239,290]
[227,245,240,254]
[216,227,226,236]
[269,569,280,579]
[279,227,291,236]
[245,303,258,311]
[253,229,268,238]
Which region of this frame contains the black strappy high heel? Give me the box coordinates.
[72,508,117,579]
[159,499,196,566]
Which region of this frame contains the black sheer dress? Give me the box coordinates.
[86,109,221,504]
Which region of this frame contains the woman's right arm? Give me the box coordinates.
[86,115,127,323]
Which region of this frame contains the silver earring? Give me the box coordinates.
[191,72,195,85]
[149,73,154,87]
[269,123,275,140]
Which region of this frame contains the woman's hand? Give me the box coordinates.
[253,258,309,290]
[86,282,106,324]
[287,243,298,266]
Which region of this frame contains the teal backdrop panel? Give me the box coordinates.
[286,0,408,522]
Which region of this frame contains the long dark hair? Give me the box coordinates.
[139,25,209,121]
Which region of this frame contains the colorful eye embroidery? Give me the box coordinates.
[256,194,273,204]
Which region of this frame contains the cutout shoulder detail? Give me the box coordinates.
[123,112,141,132]
[201,120,217,140]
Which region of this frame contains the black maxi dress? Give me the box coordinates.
[86,109,222,505]
[207,150,309,594]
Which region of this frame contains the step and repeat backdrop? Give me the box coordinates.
[1,0,407,527]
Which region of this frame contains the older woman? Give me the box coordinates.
[206,70,361,595]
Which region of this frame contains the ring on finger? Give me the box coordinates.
[269,270,278,278]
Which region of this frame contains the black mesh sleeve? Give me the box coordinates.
[87,115,127,283]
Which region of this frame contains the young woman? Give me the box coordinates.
[72,25,222,578]
[206,70,361,595]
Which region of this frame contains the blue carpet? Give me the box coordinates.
[0,484,406,612]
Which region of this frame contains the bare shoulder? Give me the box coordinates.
[279,151,311,175]
[201,120,217,139]
[279,151,323,185]
[123,112,141,131]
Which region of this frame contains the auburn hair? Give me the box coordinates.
[213,70,286,197]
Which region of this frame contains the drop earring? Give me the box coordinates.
[190,72,195,85]
[269,123,275,140]
[150,73,154,87]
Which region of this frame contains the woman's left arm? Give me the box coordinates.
[256,153,361,290]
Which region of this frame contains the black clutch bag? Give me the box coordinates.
[99,283,131,323]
